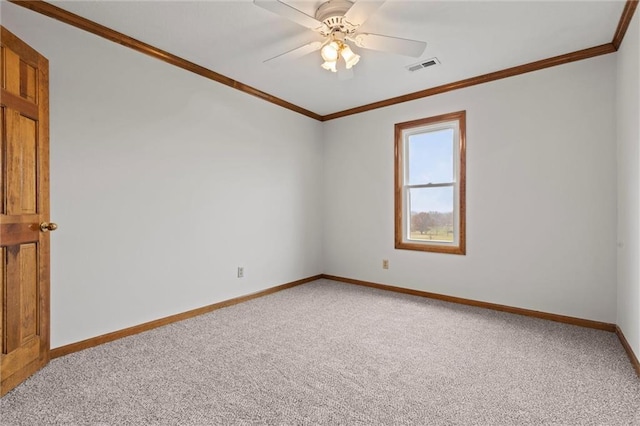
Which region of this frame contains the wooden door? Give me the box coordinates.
[0,26,51,397]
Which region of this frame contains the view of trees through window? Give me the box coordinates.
[410,210,454,242]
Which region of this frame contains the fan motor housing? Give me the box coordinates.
[316,0,357,34]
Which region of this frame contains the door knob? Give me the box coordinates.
[40,222,58,232]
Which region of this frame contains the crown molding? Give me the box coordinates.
[7,0,323,121]
[8,0,637,122]
[613,0,639,50]
[322,43,615,121]
[324,0,636,120]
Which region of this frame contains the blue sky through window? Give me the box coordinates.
[408,129,454,213]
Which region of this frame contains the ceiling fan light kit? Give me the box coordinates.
[255,0,427,76]
[320,38,360,73]
[340,43,360,69]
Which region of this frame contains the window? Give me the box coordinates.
[394,111,466,254]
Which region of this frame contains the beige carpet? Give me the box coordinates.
[1,279,639,425]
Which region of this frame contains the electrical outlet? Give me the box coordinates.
[382,259,389,269]
[237,267,244,278]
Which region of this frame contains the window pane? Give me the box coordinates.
[408,186,454,242]
[408,129,454,185]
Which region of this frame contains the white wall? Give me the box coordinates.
[323,55,618,323]
[1,3,323,348]
[616,10,640,359]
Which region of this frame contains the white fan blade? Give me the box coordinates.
[337,65,354,81]
[351,33,426,57]
[344,0,386,27]
[264,41,323,66]
[254,0,327,32]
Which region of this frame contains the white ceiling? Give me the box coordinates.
[46,0,626,116]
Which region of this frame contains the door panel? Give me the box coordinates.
[6,110,38,215]
[21,60,37,103]
[0,26,50,397]
[4,243,39,355]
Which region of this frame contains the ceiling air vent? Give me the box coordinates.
[406,57,440,72]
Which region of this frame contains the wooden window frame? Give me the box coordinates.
[394,110,466,255]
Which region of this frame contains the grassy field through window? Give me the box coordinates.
[410,229,454,242]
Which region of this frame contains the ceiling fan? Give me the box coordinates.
[254,0,427,76]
